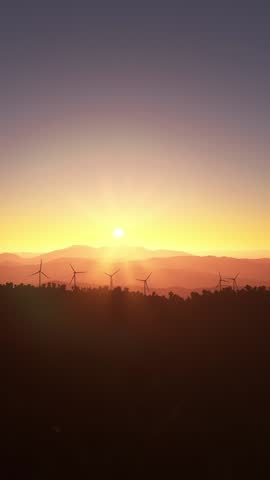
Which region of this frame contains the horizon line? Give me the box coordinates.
[2,244,270,260]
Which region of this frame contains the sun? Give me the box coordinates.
[112,228,125,239]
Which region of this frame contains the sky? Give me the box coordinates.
[1,2,270,253]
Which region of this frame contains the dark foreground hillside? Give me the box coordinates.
[1,283,270,478]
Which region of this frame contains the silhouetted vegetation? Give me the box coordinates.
[2,283,270,478]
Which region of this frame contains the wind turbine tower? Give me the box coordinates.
[31,259,49,287]
[216,272,228,292]
[136,272,152,296]
[104,269,120,290]
[69,264,87,290]
[225,273,240,291]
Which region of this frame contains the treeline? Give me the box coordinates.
[1,283,270,478]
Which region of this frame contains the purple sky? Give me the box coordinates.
[1,3,270,252]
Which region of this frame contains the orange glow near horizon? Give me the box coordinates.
[1,118,270,255]
[1,208,269,255]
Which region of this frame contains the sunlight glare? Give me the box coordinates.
[112,228,125,239]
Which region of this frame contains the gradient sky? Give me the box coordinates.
[1,3,270,253]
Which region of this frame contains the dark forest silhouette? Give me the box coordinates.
[2,283,270,477]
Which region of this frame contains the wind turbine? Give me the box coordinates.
[69,264,87,290]
[136,272,152,296]
[215,272,229,292]
[30,259,49,287]
[104,269,120,290]
[225,273,240,291]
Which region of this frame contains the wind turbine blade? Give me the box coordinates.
[104,272,110,277]
[146,272,152,281]
[76,271,87,274]
[30,271,39,276]
[70,264,75,272]
[69,275,75,285]
[41,272,49,278]
[112,269,120,276]
[136,279,144,282]
[235,273,240,279]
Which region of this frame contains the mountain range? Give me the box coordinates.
[0,245,270,295]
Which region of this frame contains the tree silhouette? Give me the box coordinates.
[1,282,270,477]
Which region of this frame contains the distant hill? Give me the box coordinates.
[197,250,270,259]
[0,247,270,292]
[0,253,23,264]
[26,245,192,263]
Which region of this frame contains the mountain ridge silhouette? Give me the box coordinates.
[1,247,270,292]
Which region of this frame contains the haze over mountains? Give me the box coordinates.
[1,245,270,295]
[195,250,270,259]
[0,246,190,264]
